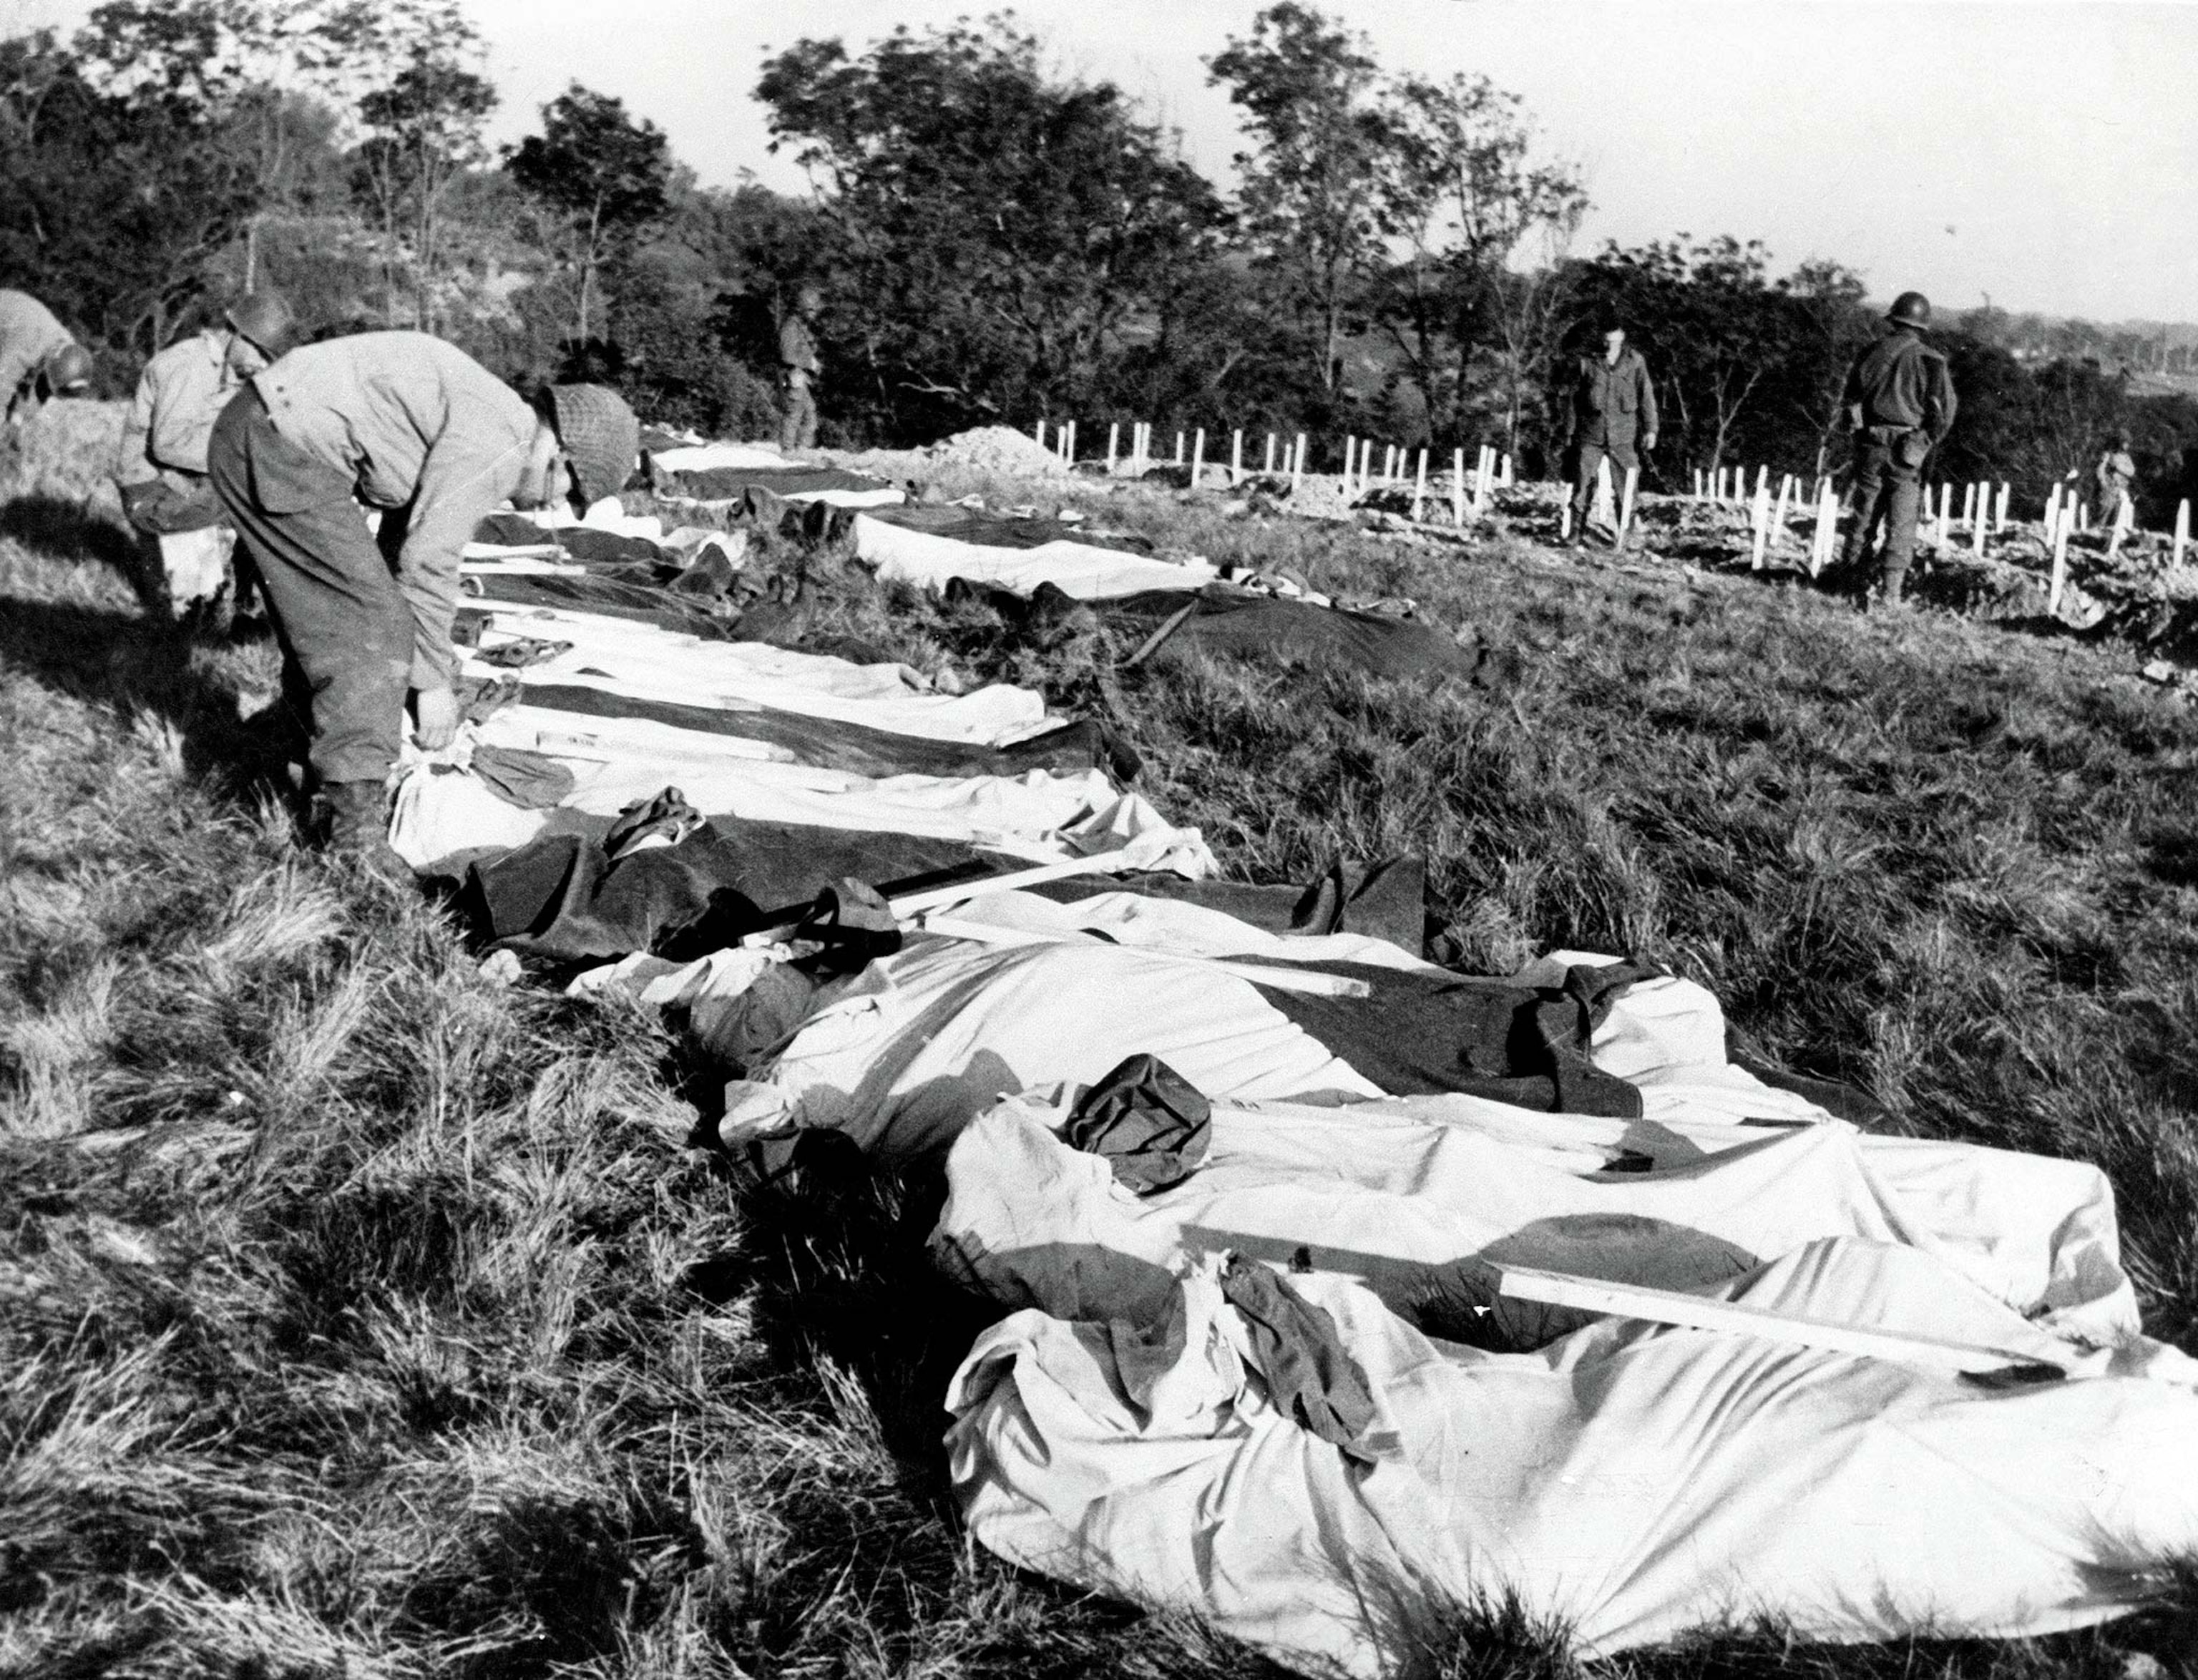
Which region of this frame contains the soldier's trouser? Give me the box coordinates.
[207,389,411,788]
[1569,436,1637,527]
[779,379,818,454]
[1839,439,1922,602]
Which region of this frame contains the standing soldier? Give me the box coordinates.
[1563,310,1657,544]
[777,283,823,454]
[2094,431,2137,525]
[1835,290,1958,607]
[114,292,298,615]
[0,289,94,460]
[207,331,638,871]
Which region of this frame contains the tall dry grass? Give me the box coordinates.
[4,401,2195,1678]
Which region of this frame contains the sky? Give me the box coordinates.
[15,0,2198,322]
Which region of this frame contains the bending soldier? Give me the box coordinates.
[207,331,638,871]
[0,290,94,461]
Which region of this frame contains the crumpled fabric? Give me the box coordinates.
[477,635,573,669]
[467,743,575,812]
[607,787,705,859]
[1061,1053,1211,1195]
[1218,1254,1390,1461]
[456,673,522,724]
[790,876,904,976]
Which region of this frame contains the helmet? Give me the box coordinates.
[547,384,640,505]
[225,290,298,359]
[1886,290,1932,328]
[41,341,93,394]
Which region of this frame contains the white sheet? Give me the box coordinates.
[854,513,1218,600]
[949,1245,2198,1673]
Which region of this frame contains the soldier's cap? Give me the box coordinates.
[547,384,640,507]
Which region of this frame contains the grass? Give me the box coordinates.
[5,399,2198,1678]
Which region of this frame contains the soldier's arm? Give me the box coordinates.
[1926,356,1958,446]
[395,426,530,690]
[1637,359,1659,442]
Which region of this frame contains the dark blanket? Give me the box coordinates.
[665,466,893,501]
[1251,958,1658,1117]
[851,503,1157,556]
[459,576,742,637]
[461,811,1009,962]
[1027,856,1425,957]
[502,679,1138,783]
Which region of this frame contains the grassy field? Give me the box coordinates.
[6,399,2198,1679]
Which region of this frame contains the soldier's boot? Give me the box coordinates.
[320,780,411,885]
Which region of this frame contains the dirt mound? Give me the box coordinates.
[924,425,1070,477]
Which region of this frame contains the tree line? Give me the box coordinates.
[6,0,2195,522]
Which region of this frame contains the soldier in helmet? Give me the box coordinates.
[207,331,639,871]
[115,291,301,622]
[1835,290,1958,607]
[2094,430,2137,526]
[0,289,93,448]
[116,291,298,536]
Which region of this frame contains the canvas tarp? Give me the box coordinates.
[853,510,1219,600]
[937,1094,2198,1673]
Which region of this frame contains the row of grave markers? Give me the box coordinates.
[1036,421,2196,584]
[1032,417,1518,527]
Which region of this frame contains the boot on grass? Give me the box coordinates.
[319,780,410,884]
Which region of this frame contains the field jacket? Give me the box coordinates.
[1842,331,1957,446]
[117,330,240,485]
[0,290,75,418]
[252,331,536,688]
[1567,347,1658,449]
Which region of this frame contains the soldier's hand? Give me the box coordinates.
[1641,432,1657,452]
[412,685,460,751]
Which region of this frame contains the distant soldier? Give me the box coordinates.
[207,331,638,869]
[1835,290,1958,607]
[0,288,93,441]
[1563,310,1657,544]
[115,292,298,537]
[777,283,822,454]
[2094,431,2137,523]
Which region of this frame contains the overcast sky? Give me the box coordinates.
[18,0,2197,322]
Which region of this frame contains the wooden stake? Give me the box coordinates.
[1590,454,1613,529]
[2048,517,2071,616]
[1751,484,1771,570]
[1618,462,1639,545]
[2176,499,2190,570]
[1452,447,1465,527]
[1996,482,2010,531]
[1973,492,1988,558]
[1293,433,1306,493]
[1412,448,1428,521]
[1693,467,1704,499]
[1263,432,1276,476]
[1174,430,1185,464]
[1191,426,1205,489]
[1755,464,1769,499]
[1494,1264,2066,1380]
[1811,483,1835,577]
[1772,473,1793,539]
[1230,428,1243,485]
[1106,421,1120,474]
[1063,419,1076,464]
[1500,452,1513,489]
[2043,484,2061,544]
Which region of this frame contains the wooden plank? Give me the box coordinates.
[1494,1263,2066,1379]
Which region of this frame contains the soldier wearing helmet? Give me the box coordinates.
[207,331,638,872]
[1835,290,1958,607]
[0,289,93,432]
[115,292,299,537]
[777,283,824,454]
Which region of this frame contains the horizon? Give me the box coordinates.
[14,0,2196,326]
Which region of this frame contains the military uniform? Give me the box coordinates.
[778,311,820,453]
[115,329,240,532]
[2095,448,2136,522]
[207,332,538,790]
[1837,330,1957,603]
[0,290,77,421]
[1565,345,1657,533]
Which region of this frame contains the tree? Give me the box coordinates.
[1363,71,1586,449]
[758,18,1225,441]
[351,48,496,331]
[1207,4,1386,399]
[506,84,670,348]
